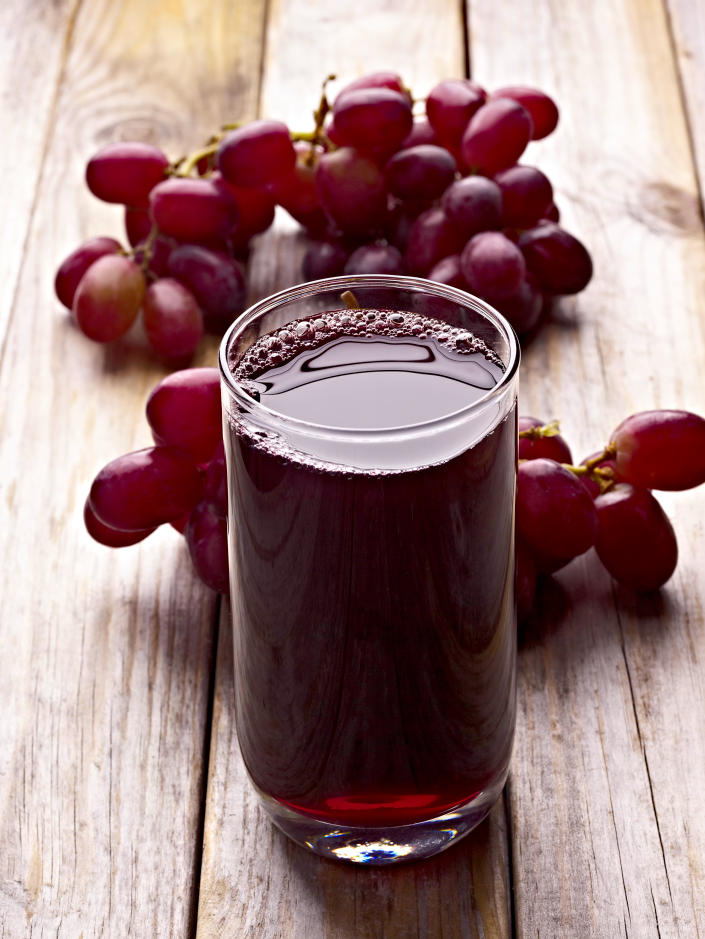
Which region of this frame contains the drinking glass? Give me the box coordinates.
[219,275,519,865]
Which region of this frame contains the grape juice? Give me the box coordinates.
[224,310,516,828]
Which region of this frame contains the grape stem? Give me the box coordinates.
[518,421,618,493]
[518,420,561,440]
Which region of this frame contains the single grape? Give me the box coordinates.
[461,99,533,175]
[204,441,228,516]
[54,237,122,310]
[302,240,351,280]
[72,254,145,342]
[426,79,487,144]
[518,224,593,294]
[344,242,405,275]
[460,231,526,302]
[124,206,153,247]
[517,458,599,569]
[142,278,203,363]
[427,255,467,288]
[331,88,413,158]
[334,71,409,103]
[167,244,246,333]
[185,500,230,594]
[405,206,465,275]
[494,165,553,228]
[89,446,204,531]
[85,142,169,206]
[219,177,276,239]
[146,368,222,464]
[400,118,438,148]
[516,537,537,624]
[518,416,573,463]
[610,410,705,491]
[315,147,387,237]
[149,177,238,242]
[498,273,544,334]
[441,176,503,239]
[384,145,456,200]
[594,484,678,590]
[217,119,296,189]
[84,499,156,547]
[490,86,559,140]
[272,142,326,231]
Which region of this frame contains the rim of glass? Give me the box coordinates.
[219,274,520,439]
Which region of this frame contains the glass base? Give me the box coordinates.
[256,770,509,866]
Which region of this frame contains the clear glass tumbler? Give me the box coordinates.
[219,275,519,865]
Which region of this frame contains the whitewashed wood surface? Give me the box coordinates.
[2,0,705,935]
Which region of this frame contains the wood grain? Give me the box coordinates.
[469,0,705,934]
[0,0,267,935]
[196,1,514,935]
[666,0,705,213]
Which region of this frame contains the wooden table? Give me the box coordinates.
[3,0,705,935]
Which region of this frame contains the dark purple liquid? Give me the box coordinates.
[225,310,516,827]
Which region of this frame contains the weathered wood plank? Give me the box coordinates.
[469,0,705,935]
[666,0,705,213]
[0,0,79,345]
[196,1,514,934]
[0,0,268,935]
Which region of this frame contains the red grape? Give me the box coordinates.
[149,177,238,242]
[145,368,222,464]
[315,147,387,237]
[494,165,553,228]
[89,446,204,531]
[302,240,351,280]
[124,206,153,247]
[460,231,526,302]
[518,224,593,294]
[72,254,145,342]
[426,79,487,145]
[441,176,503,239]
[204,441,227,516]
[220,178,276,238]
[498,274,544,334]
[185,500,230,594]
[518,416,573,463]
[344,243,405,275]
[400,119,438,148]
[405,206,465,275]
[85,142,169,206]
[427,255,467,289]
[384,145,456,200]
[54,237,122,310]
[272,142,326,230]
[334,71,409,103]
[610,410,705,491]
[84,499,155,547]
[516,538,537,624]
[217,119,295,189]
[167,244,246,333]
[461,99,533,175]
[594,484,678,589]
[517,458,599,569]
[142,278,203,363]
[331,88,413,158]
[490,86,559,140]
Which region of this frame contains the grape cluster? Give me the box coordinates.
[55,71,591,363]
[517,410,705,622]
[302,72,592,335]
[85,368,229,593]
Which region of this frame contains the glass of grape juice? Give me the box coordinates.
[219,275,519,865]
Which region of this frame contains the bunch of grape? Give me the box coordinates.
[84,368,229,593]
[301,72,592,335]
[55,70,592,363]
[517,410,705,622]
